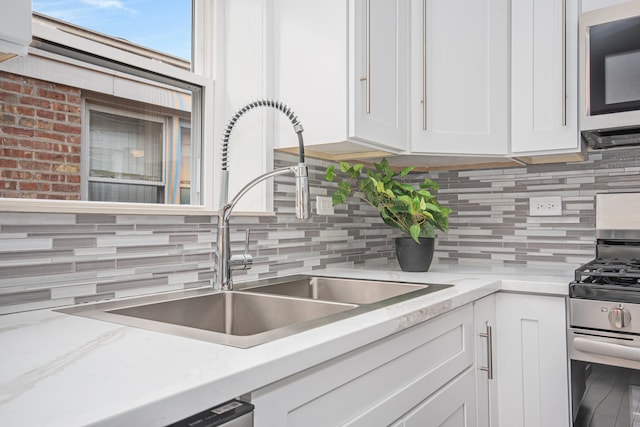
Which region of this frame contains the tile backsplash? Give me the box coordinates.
[2,148,640,313]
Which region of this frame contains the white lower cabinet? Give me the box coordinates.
[496,292,571,427]
[392,367,477,427]
[249,291,570,426]
[250,304,475,426]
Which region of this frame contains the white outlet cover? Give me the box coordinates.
[529,196,562,216]
[316,196,334,215]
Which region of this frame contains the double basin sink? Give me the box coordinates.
[58,276,452,348]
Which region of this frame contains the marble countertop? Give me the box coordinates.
[0,263,572,426]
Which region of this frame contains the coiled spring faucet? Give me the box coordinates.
[216,100,310,290]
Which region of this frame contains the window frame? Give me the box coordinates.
[0,1,216,215]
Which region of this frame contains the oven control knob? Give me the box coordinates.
[608,305,631,329]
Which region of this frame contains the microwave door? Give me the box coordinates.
[589,15,640,116]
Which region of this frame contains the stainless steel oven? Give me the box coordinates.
[569,193,640,426]
[580,1,640,149]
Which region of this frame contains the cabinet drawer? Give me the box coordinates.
[251,304,474,426]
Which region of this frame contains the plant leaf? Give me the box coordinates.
[325,165,335,182]
[410,224,421,242]
[400,166,414,177]
[332,191,346,206]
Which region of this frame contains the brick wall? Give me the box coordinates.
[0,71,82,200]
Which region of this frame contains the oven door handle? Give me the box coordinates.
[574,337,640,362]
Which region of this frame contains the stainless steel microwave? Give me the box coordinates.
[580,1,640,148]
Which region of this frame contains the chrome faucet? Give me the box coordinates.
[216,100,310,291]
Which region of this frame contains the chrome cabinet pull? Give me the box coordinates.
[479,325,494,380]
[422,0,427,130]
[361,0,371,114]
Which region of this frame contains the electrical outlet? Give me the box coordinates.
[316,196,335,215]
[529,196,562,216]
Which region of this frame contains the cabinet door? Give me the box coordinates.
[273,0,349,150]
[474,295,498,427]
[410,0,508,156]
[394,367,478,427]
[351,0,409,150]
[496,293,570,427]
[511,0,579,155]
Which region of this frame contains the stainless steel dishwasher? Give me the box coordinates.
[167,399,253,427]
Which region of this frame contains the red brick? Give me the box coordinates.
[52,183,79,192]
[0,92,19,104]
[53,164,79,173]
[51,102,80,114]
[19,181,39,191]
[66,136,81,145]
[19,160,52,171]
[18,117,36,128]
[67,94,81,104]
[19,139,52,151]
[52,122,81,134]
[16,106,35,116]
[0,158,18,168]
[11,170,33,180]
[20,96,51,109]
[35,120,53,130]
[2,126,34,137]
[0,149,32,159]
[36,109,54,119]
[37,88,66,101]
[34,130,65,142]
[0,114,15,125]
[0,80,21,93]
[1,181,17,190]
[36,152,65,163]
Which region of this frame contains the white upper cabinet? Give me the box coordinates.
[272,0,408,156]
[0,0,31,62]
[511,0,580,156]
[350,0,409,150]
[409,0,509,156]
[272,1,349,151]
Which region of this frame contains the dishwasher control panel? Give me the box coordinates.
[168,399,254,427]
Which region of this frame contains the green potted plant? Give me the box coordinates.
[325,158,451,272]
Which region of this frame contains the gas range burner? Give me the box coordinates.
[574,258,640,284]
[571,258,640,303]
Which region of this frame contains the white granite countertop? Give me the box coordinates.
[0,263,571,426]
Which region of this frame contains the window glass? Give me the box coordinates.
[32,0,192,61]
[0,2,205,207]
[89,110,164,203]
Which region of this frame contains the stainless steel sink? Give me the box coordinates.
[57,276,452,348]
[239,276,450,304]
[58,290,357,348]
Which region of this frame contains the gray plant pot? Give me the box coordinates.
[395,237,435,272]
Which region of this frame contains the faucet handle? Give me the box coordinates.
[229,229,253,271]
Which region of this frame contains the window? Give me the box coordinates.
[85,105,193,205]
[0,2,213,209]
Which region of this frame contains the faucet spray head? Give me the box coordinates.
[295,163,310,219]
